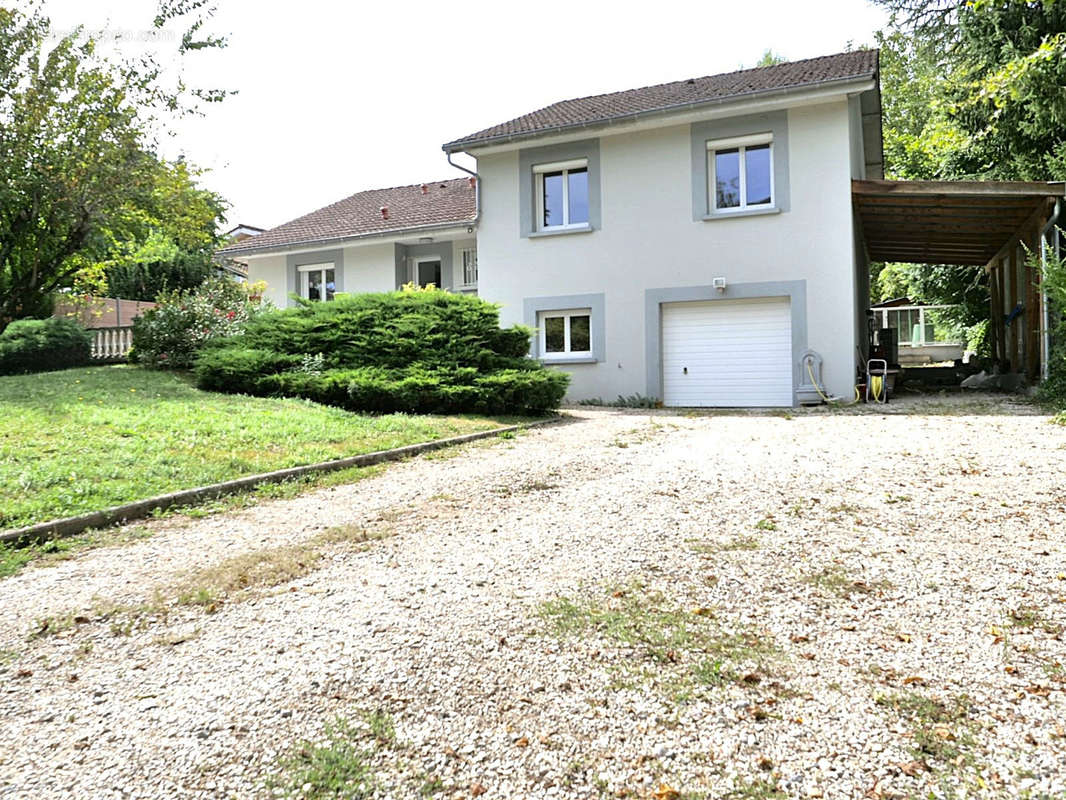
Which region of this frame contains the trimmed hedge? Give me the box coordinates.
[195,288,569,415]
[0,318,92,375]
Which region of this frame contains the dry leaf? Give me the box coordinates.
[790,634,810,643]
[514,736,529,748]
[652,785,681,800]
[470,781,488,796]
[895,633,912,643]
[897,759,927,776]
[902,676,925,685]
[691,607,714,616]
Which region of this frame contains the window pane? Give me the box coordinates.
[542,171,564,227]
[570,315,591,352]
[745,144,772,205]
[544,316,565,352]
[714,149,740,208]
[325,269,335,301]
[567,167,589,225]
[307,272,321,301]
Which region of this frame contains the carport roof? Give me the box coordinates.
[853,179,1065,265]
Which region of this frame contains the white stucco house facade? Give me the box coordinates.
[219,50,884,407]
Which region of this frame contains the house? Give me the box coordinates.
[219,51,1064,406]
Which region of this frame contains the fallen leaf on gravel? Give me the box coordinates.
[895,633,912,643]
[902,676,926,685]
[741,672,762,685]
[67,674,78,683]
[653,785,680,800]
[691,607,714,616]
[514,736,529,747]
[1004,666,1018,674]
[933,726,953,740]
[73,615,90,624]
[611,590,626,598]
[801,652,816,660]
[470,781,487,796]
[1025,685,1050,697]
[443,746,459,759]
[791,634,810,643]
[15,669,31,678]
[897,760,927,776]
[1053,724,1065,739]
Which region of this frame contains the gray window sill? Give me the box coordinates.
[528,225,594,239]
[538,356,598,365]
[701,207,781,222]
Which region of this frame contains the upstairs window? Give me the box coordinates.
[534,159,589,231]
[708,134,773,212]
[298,263,335,301]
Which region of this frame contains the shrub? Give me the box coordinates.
[0,317,91,375]
[196,286,570,415]
[130,278,268,369]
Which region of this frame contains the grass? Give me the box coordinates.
[802,565,893,599]
[0,365,512,529]
[276,717,378,799]
[539,581,779,699]
[875,691,976,770]
[33,521,398,640]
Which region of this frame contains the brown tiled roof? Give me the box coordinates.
[443,50,879,151]
[219,178,476,256]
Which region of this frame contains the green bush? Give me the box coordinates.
[130,277,268,369]
[195,286,569,415]
[0,317,92,375]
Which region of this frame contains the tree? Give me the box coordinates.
[0,3,228,330]
[99,158,228,301]
[749,49,787,68]
[869,1,1066,356]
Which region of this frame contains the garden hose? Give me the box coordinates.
[871,373,885,402]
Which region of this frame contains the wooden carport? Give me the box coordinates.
[853,179,1065,380]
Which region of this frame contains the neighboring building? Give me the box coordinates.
[218,181,478,308]
[221,51,1062,405]
[217,224,266,281]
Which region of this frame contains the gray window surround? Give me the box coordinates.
[519,139,601,238]
[397,242,454,289]
[690,111,790,221]
[523,292,606,364]
[644,280,807,407]
[287,248,344,303]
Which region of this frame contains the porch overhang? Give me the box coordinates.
[853,179,1065,266]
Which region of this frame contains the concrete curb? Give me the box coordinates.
[2,417,561,547]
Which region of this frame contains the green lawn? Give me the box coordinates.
[0,365,507,529]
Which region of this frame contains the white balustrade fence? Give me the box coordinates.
[91,327,134,361]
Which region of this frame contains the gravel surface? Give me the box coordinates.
[1,394,1064,799]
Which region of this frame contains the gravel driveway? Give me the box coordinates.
[1,394,1064,799]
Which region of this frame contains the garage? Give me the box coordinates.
[661,297,793,407]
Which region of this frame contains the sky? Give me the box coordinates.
[40,0,890,231]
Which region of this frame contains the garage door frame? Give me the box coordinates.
[644,280,807,407]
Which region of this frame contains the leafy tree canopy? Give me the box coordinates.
[0,2,228,329]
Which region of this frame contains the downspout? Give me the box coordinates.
[446,151,480,224]
[1039,198,1062,382]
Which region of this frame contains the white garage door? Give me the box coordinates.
[662,297,793,407]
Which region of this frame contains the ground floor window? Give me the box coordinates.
[538,308,592,359]
[298,263,335,301]
[460,247,478,286]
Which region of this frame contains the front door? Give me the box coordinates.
[417,259,442,288]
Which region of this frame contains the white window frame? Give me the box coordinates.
[707,133,774,213]
[534,158,590,231]
[296,262,336,301]
[537,308,592,360]
[459,247,478,287]
[410,255,443,288]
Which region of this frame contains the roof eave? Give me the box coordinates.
[442,72,878,154]
[215,218,478,259]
